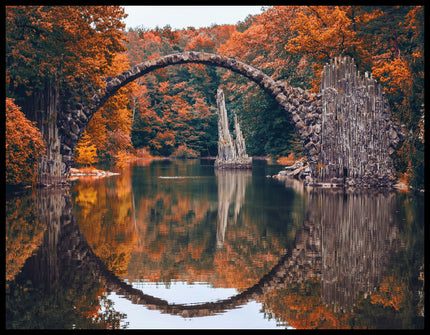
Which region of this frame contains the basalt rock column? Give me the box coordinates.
[317,56,404,188]
[214,89,252,169]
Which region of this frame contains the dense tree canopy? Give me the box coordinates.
[6,6,127,102]
[5,5,424,189]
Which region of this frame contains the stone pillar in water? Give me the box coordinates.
[215,89,236,162]
[214,89,252,169]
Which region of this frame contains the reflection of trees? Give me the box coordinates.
[6,177,423,328]
[127,161,218,283]
[5,190,45,282]
[72,166,138,277]
[215,169,251,248]
[6,188,126,329]
[127,160,295,288]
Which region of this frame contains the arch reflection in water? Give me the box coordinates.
[6,166,423,329]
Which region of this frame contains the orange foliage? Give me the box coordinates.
[5,193,45,281]
[277,152,297,165]
[5,97,46,186]
[284,6,375,91]
[370,276,408,311]
[372,58,412,95]
[6,6,127,95]
[76,52,134,165]
[263,278,352,329]
[72,168,138,277]
[75,133,98,167]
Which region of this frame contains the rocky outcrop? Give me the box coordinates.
[214,89,252,169]
[316,57,405,188]
[274,158,312,183]
[275,57,405,190]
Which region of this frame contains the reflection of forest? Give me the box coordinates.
[6,190,45,282]
[6,188,126,329]
[125,161,293,288]
[6,160,424,329]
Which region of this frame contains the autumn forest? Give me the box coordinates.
[5,6,425,329]
[5,6,424,188]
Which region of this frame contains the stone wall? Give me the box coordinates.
[23,85,65,186]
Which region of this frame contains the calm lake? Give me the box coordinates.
[5,159,424,329]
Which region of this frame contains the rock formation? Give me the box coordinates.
[316,56,404,188]
[214,89,252,169]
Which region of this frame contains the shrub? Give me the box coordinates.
[171,144,199,159]
[6,98,45,186]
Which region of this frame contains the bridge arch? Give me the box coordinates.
[58,51,320,177]
[57,52,404,188]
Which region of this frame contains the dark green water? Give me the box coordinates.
[5,159,424,329]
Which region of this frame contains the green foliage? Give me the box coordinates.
[220,78,302,158]
[126,25,228,157]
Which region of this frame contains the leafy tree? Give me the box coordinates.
[105,129,134,159]
[171,144,199,159]
[283,6,379,91]
[75,52,135,165]
[6,6,127,105]
[125,25,228,157]
[74,133,98,167]
[363,6,424,188]
[5,98,45,186]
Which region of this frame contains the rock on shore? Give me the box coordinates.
[69,167,119,180]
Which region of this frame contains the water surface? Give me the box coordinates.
[5,159,424,329]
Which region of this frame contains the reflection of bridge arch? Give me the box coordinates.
[74,209,321,317]
[28,188,403,319]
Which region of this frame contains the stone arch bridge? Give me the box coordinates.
[44,51,403,188]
